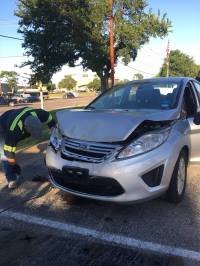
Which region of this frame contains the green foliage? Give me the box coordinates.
[58,75,77,90]
[87,78,101,91]
[47,82,56,91]
[16,0,171,89]
[159,50,200,77]
[116,79,129,85]
[134,73,144,80]
[0,71,18,93]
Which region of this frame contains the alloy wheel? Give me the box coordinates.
[177,157,186,195]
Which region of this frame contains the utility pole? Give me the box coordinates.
[109,0,115,87]
[36,81,44,109]
[39,83,44,110]
[166,40,170,77]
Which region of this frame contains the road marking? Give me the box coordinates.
[1,209,200,262]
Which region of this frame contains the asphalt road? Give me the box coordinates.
[0,144,200,265]
[0,96,95,114]
[0,226,182,266]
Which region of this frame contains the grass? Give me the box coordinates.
[79,91,95,97]
[48,92,64,99]
[48,91,95,99]
[17,107,83,150]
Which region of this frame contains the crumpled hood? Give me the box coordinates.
[56,109,179,142]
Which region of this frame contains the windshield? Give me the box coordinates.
[88,81,180,110]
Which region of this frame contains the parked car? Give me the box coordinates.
[0,96,16,107]
[25,94,40,103]
[11,94,26,103]
[95,89,102,97]
[46,77,200,204]
[63,92,78,99]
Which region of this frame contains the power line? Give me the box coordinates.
[0,55,25,58]
[134,59,160,68]
[0,24,18,27]
[0,21,19,26]
[141,47,165,58]
[0,19,18,23]
[0,34,23,41]
[148,47,163,57]
[118,61,157,76]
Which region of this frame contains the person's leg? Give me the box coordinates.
[2,160,17,182]
[0,131,17,184]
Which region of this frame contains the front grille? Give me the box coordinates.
[50,168,124,196]
[61,137,119,163]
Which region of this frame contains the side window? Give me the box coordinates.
[128,85,137,101]
[182,83,197,117]
[112,87,126,106]
[193,81,200,102]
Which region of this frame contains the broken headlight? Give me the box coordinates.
[49,127,62,152]
[117,128,170,159]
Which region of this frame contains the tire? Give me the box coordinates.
[166,150,188,203]
[9,102,14,107]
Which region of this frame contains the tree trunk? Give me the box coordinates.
[100,75,109,92]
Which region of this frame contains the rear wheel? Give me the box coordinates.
[166,150,188,203]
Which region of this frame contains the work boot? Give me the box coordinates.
[8,180,18,189]
[7,175,19,189]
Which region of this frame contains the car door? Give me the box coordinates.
[185,81,200,163]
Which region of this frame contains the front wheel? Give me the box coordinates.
[166,150,188,203]
[9,102,14,107]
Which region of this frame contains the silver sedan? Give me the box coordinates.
[46,77,200,203]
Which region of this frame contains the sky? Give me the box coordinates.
[0,0,200,85]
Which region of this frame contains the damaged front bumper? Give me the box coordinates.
[46,133,182,203]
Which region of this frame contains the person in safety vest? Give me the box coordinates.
[0,107,56,189]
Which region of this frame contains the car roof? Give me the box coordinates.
[129,77,195,84]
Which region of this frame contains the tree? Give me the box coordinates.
[0,71,18,93]
[115,79,129,85]
[159,50,200,77]
[134,73,144,80]
[47,81,56,91]
[58,75,77,90]
[16,0,171,90]
[87,78,101,91]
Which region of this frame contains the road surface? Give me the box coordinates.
[0,96,95,114]
[0,144,199,265]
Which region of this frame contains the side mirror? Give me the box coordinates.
[193,112,200,125]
